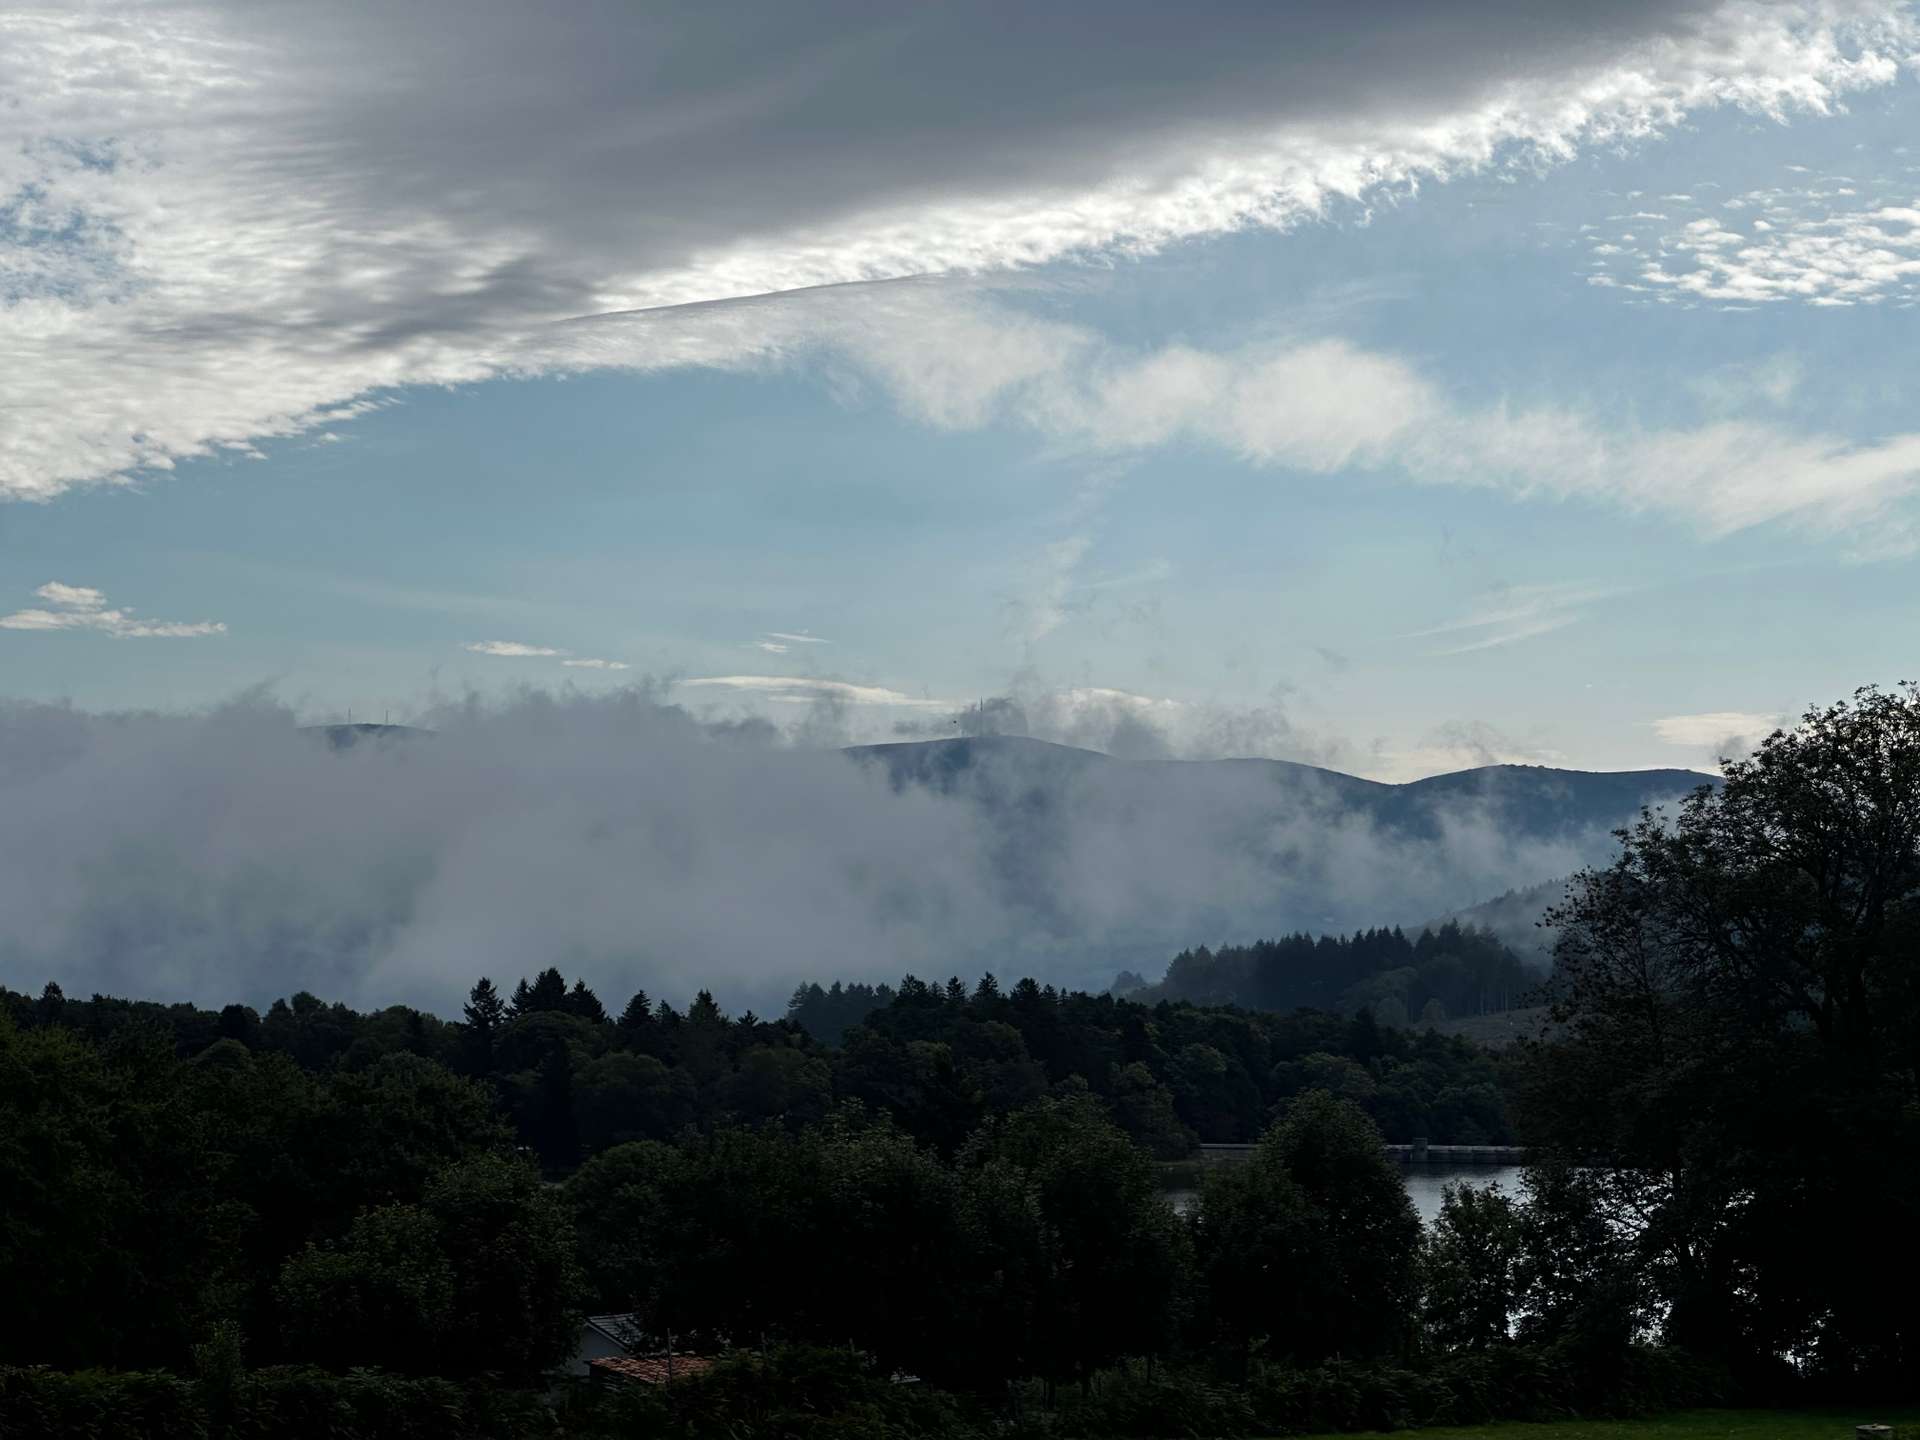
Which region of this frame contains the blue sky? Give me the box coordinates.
[6,2,1920,780]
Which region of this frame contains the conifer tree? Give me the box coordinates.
[616,988,653,1034]
[464,977,506,1072]
[563,978,606,1024]
[525,967,567,1012]
[464,977,506,1034]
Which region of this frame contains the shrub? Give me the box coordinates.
[0,1367,205,1440]
[1052,1370,1255,1438]
[566,1347,993,1440]
[0,1364,549,1440]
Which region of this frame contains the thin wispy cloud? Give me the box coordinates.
[4,1,1913,499]
[465,640,566,658]
[1428,615,1582,656]
[765,632,830,645]
[466,640,628,670]
[0,582,226,639]
[1408,582,1612,657]
[679,675,949,709]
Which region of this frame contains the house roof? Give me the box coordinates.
[582,1313,638,1348]
[589,1354,715,1386]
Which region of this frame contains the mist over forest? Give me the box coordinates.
[0,687,1705,1014]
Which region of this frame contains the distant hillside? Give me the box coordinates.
[849,736,1708,843]
[1426,879,1570,965]
[844,737,1711,992]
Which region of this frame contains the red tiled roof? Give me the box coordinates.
[589,1354,715,1385]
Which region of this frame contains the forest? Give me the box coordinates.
[1122,921,1539,1024]
[4,948,1517,1176]
[1,685,1917,1438]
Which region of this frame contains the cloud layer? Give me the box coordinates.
[0,688,1646,1013]
[845,315,1920,550]
[5,0,1915,501]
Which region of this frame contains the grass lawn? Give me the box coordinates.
[1295,1408,1920,1440]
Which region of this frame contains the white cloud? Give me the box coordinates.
[464,640,567,658]
[0,580,225,638]
[34,582,106,611]
[1652,710,1786,745]
[1590,175,1920,307]
[897,324,1920,549]
[1372,720,1568,783]
[1058,686,1188,718]
[4,1,1915,499]
[755,631,830,653]
[467,640,627,668]
[679,675,950,709]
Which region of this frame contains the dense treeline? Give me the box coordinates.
[4,964,1515,1172]
[0,1011,572,1378]
[782,978,895,1044]
[0,991,1714,1437]
[811,974,1514,1153]
[1133,921,1538,1024]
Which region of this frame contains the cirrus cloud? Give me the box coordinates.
[3,0,1916,502]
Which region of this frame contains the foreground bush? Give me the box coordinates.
[563,1346,1002,1439]
[0,1368,203,1440]
[0,1341,1740,1440]
[0,1365,545,1440]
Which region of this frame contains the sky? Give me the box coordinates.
[6,1,1920,783]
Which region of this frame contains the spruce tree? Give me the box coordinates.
[616,988,653,1034]
[464,977,506,1034]
[563,978,607,1024]
[464,977,506,1072]
[526,967,567,1012]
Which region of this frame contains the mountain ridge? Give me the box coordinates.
[845,734,1712,840]
[847,732,1712,791]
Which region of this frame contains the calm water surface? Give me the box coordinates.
[1164,1165,1524,1224]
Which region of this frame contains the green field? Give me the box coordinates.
[1298,1409,1920,1440]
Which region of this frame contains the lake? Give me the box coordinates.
[1164,1165,1525,1224]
